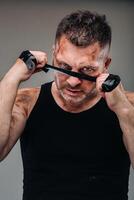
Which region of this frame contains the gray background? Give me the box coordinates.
[0,0,134,199]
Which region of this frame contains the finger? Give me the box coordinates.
[30,51,48,68]
[96,73,109,92]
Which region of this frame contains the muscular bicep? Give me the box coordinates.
[0,100,27,160]
[0,87,40,160]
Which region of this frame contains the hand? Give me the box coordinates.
[10,50,48,82]
[96,73,130,113]
[29,50,48,73]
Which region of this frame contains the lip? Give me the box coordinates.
[65,88,82,96]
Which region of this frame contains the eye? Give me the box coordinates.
[59,63,72,71]
[80,66,95,75]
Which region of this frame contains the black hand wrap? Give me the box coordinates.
[102,74,121,92]
[19,50,37,70]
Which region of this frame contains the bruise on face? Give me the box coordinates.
[54,36,110,71]
[14,88,40,118]
[54,36,68,55]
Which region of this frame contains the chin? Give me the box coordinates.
[60,91,86,105]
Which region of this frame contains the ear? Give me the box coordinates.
[52,42,60,55]
[104,57,111,69]
[52,44,55,54]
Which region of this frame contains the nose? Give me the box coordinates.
[67,75,82,87]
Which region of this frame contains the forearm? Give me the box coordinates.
[0,51,47,159]
[116,103,134,168]
[0,67,21,153]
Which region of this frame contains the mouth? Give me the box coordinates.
[65,88,82,96]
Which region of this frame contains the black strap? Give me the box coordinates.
[42,64,121,92]
[42,64,97,82]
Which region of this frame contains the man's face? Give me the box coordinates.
[53,36,111,106]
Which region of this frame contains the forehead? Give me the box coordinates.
[54,36,108,65]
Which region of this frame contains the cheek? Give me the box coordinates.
[98,63,106,73]
[55,73,68,85]
[82,81,96,92]
[56,73,67,81]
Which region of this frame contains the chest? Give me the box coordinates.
[23,104,125,161]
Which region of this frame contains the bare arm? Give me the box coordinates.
[0,60,27,160]
[0,87,40,161]
[107,89,134,168]
[96,74,134,168]
[0,51,47,161]
[120,91,134,169]
[108,90,134,168]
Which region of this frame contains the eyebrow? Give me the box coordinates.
[56,58,98,70]
[80,65,98,69]
[55,59,71,67]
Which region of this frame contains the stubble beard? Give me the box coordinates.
[55,76,97,107]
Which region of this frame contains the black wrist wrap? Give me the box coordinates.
[19,50,37,70]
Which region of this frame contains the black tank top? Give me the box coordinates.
[20,82,130,200]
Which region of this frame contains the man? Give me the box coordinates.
[0,10,134,200]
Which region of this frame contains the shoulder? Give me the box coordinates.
[15,87,41,118]
[16,87,41,102]
[125,91,134,106]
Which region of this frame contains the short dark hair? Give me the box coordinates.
[55,10,111,48]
